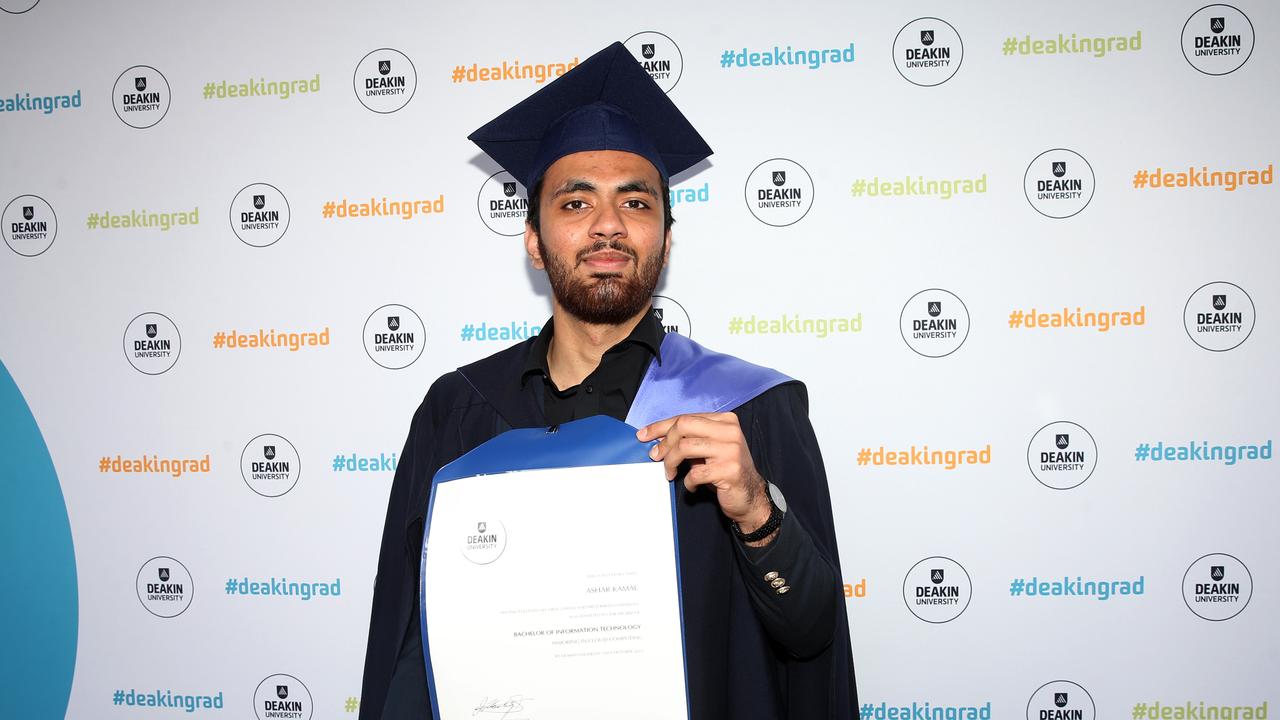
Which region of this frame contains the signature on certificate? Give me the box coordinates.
[473,695,532,718]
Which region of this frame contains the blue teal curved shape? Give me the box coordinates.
[0,359,77,719]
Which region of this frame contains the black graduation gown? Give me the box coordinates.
[359,339,859,719]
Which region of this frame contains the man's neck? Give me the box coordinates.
[546,306,648,391]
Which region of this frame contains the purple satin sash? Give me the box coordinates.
[625,332,792,428]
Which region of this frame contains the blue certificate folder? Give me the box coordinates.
[419,415,690,718]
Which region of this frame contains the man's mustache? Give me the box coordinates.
[575,239,638,266]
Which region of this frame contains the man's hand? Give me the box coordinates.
[636,413,775,542]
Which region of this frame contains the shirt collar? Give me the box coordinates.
[522,308,666,386]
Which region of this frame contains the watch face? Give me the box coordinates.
[767,481,788,513]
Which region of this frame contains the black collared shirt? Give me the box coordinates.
[522,310,664,425]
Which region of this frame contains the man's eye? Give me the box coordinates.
[623,199,650,209]
[563,199,587,210]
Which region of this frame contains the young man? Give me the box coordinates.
[360,42,858,720]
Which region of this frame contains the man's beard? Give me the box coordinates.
[539,236,665,325]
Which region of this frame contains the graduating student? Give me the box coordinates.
[360,41,859,720]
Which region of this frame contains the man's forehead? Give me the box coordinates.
[543,150,662,187]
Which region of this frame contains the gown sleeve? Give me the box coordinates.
[731,381,860,718]
[359,389,437,720]
[730,382,843,659]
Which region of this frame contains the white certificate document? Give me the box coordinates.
[421,459,689,720]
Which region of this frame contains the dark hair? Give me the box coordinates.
[525,174,675,236]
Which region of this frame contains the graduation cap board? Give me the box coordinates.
[468,41,713,190]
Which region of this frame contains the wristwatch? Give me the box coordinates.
[731,482,786,542]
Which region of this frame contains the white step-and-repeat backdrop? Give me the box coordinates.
[2,1,1276,718]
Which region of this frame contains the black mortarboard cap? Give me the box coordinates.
[468,42,713,190]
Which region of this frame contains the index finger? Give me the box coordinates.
[635,412,729,441]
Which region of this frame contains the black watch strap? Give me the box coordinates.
[732,497,783,543]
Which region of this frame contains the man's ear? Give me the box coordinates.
[662,228,672,266]
[524,222,545,269]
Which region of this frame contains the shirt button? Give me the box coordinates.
[763,571,779,582]
[585,385,594,394]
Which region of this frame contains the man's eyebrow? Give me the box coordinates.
[550,178,659,198]
[551,179,596,197]
[616,180,659,197]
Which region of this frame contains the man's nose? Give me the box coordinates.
[589,201,626,239]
